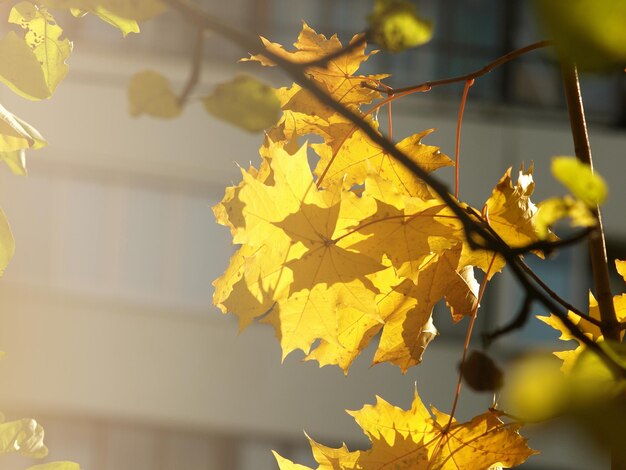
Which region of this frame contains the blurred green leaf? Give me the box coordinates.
[203,75,281,133]
[535,0,626,70]
[128,71,182,119]
[552,156,607,208]
[368,0,433,52]
[535,195,596,238]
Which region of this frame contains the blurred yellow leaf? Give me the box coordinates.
[0,207,14,277]
[535,0,626,70]
[535,195,596,238]
[0,102,47,153]
[27,463,80,470]
[9,2,72,98]
[552,156,607,207]
[128,71,182,119]
[0,150,28,176]
[0,418,47,458]
[93,0,166,21]
[368,0,433,52]
[84,6,140,36]
[203,75,281,133]
[504,354,568,422]
[0,31,50,100]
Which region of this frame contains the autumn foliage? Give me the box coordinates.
[212,25,542,467]
[2,0,626,469]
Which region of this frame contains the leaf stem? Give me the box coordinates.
[454,79,474,199]
[447,254,497,428]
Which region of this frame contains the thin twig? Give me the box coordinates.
[518,259,603,327]
[508,227,593,256]
[448,255,497,428]
[178,27,205,107]
[454,79,474,199]
[363,40,553,95]
[484,294,535,346]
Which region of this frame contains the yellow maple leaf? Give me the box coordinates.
[245,23,386,111]
[313,125,452,196]
[347,173,459,281]
[538,264,626,372]
[214,142,386,357]
[275,387,535,469]
[372,248,478,372]
[485,165,543,249]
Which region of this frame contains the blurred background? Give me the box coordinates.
[0,0,625,468]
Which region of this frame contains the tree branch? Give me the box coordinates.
[178,27,205,107]
[163,0,626,376]
[362,40,553,95]
[561,63,621,342]
[518,258,603,328]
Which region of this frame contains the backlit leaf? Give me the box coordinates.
[275,387,535,469]
[0,31,50,100]
[485,165,544,248]
[0,102,47,153]
[538,276,626,372]
[88,6,140,35]
[535,196,596,238]
[9,2,72,98]
[551,156,607,208]
[245,23,387,113]
[368,0,433,52]
[313,124,452,196]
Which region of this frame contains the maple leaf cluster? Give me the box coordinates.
[275,387,536,470]
[213,24,546,374]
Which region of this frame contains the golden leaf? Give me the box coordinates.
[8,2,72,98]
[538,278,626,372]
[274,387,535,469]
[485,165,543,249]
[245,23,387,113]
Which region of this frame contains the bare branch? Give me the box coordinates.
[561,62,621,343]
[363,40,553,95]
[178,27,205,107]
